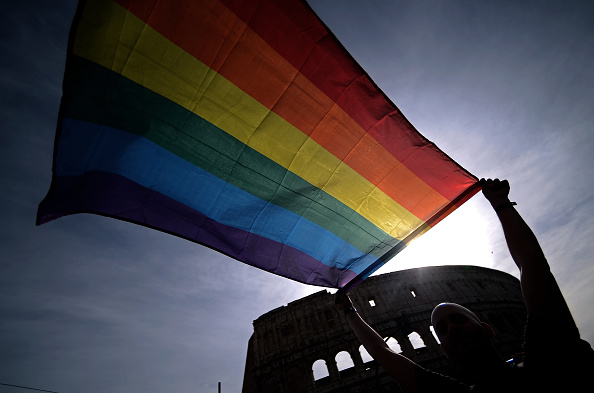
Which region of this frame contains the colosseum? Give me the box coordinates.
[241,265,527,393]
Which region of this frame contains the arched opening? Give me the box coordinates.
[385,337,402,353]
[409,332,426,350]
[312,359,329,381]
[335,350,355,371]
[359,344,373,363]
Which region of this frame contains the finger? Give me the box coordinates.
[480,178,494,187]
[484,178,501,187]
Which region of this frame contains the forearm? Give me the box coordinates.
[345,311,390,356]
[494,203,553,314]
[482,178,557,316]
[494,203,548,274]
[345,311,417,392]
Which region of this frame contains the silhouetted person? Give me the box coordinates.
[335,178,594,392]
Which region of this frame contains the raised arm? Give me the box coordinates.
[479,178,551,315]
[479,178,577,324]
[335,289,418,393]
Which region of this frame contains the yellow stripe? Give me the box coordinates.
[72,0,424,238]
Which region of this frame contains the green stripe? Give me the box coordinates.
[62,55,397,257]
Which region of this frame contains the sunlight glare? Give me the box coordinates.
[374,199,496,275]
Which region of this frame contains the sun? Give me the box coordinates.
[374,197,497,274]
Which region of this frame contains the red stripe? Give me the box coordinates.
[115,0,476,200]
[218,0,477,199]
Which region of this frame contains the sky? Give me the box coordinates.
[1,0,593,392]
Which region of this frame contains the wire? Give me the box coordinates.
[0,382,59,393]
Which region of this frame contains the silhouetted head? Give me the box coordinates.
[431,303,496,365]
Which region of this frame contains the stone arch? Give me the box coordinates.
[335,350,355,371]
[359,344,373,363]
[244,266,526,393]
[408,331,426,349]
[312,359,329,381]
[385,337,402,353]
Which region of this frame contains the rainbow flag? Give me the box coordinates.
[37,0,479,289]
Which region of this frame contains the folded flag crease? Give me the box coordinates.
[38,0,479,290]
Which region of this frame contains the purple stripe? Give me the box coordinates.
[37,171,358,287]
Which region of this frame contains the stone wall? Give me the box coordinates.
[242,266,526,393]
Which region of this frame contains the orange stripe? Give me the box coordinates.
[116,0,449,220]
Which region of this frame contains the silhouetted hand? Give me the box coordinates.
[334,288,354,312]
[480,178,511,207]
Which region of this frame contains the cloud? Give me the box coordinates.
[1,1,593,393]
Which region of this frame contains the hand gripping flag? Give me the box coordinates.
[37,0,479,290]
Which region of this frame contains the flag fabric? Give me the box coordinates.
[38,0,479,290]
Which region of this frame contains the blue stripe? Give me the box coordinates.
[56,118,380,273]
